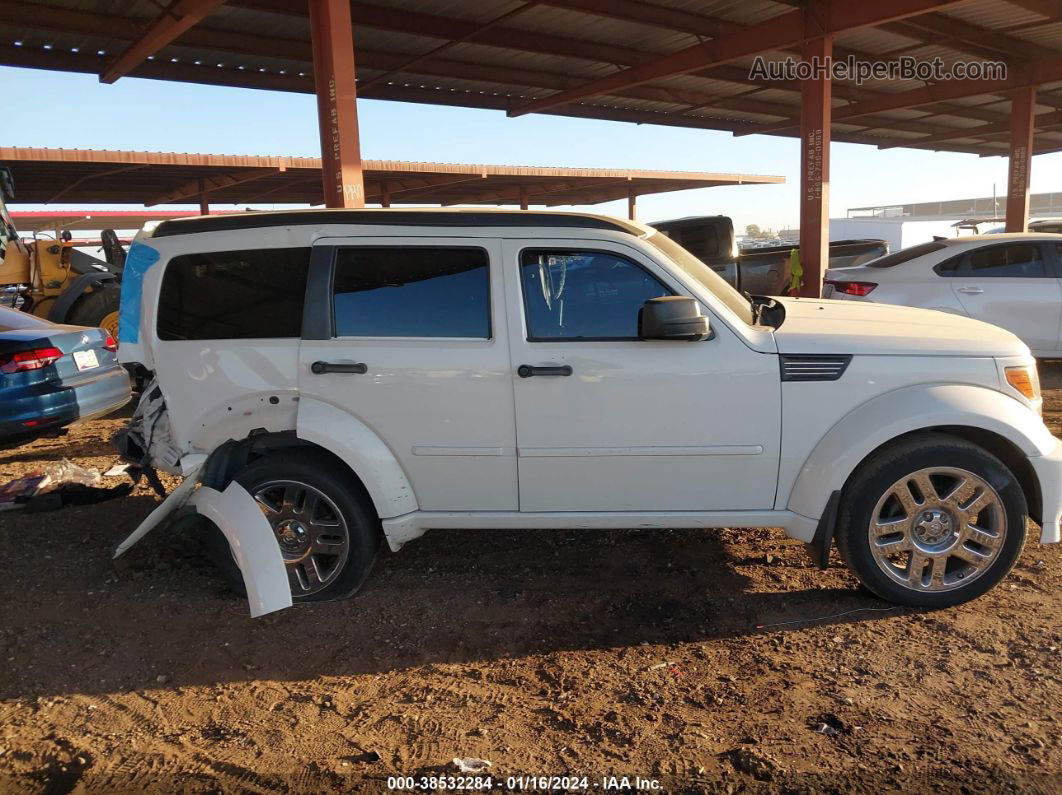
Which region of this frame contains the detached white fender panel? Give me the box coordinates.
[114,466,292,618]
[189,483,292,618]
[787,384,1058,529]
[296,397,418,519]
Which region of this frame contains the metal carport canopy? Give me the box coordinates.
[4,0,1062,293]
[0,147,783,211]
[4,0,1062,157]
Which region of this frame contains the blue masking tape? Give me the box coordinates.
[119,241,161,344]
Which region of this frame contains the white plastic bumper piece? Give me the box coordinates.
[189,483,293,617]
[113,469,201,559]
[1030,440,1062,545]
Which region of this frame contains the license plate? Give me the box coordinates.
[821,284,835,298]
[73,349,99,371]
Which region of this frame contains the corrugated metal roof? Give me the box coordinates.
[4,0,1062,158]
[0,146,784,208]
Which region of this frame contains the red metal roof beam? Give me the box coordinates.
[878,108,1062,148]
[100,0,228,84]
[1006,0,1062,17]
[506,0,973,118]
[739,56,1062,137]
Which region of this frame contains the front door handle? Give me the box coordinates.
[957,286,984,294]
[311,360,367,375]
[517,364,573,378]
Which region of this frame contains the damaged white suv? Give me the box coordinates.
[116,209,1062,617]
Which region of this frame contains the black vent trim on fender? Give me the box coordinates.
[780,354,853,382]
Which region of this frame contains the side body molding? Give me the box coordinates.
[295,397,418,519]
[786,384,1056,522]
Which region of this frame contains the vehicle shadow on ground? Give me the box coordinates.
[0,406,131,464]
[0,496,906,699]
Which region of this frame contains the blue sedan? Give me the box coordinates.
[0,306,131,448]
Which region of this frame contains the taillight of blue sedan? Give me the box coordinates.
[0,306,131,448]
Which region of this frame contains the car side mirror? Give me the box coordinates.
[639,296,711,341]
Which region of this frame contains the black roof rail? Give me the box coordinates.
[151,209,636,238]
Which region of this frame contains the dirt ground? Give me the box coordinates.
[1,370,1061,794]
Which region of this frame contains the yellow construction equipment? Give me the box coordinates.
[0,166,123,335]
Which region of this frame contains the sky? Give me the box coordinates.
[5,64,1062,233]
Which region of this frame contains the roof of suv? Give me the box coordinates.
[148,207,651,239]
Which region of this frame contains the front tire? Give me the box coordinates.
[203,450,382,602]
[836,434,1027,608]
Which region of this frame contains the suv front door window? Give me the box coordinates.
[519,249,671,340]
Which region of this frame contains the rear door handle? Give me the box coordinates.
[311,360,367,375]
[957,286,984,294]
[517,364,573,378]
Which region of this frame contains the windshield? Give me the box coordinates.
[646,231,754,326]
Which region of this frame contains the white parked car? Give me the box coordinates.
[822,234,1062,356]
[114,210,1062,617]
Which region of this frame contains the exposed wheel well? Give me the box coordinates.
[842,426,1042,524]
[199,431,378,516]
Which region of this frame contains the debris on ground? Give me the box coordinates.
[39,458,102,490]
[0,473,45,510]
[809,714,848,737]
[452,758,492,773]
[0,458,131,513]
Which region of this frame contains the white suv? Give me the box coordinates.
[115,210,1062,617]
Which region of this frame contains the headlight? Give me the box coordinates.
[1005,364,1041,402]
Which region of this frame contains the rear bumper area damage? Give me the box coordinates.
[189,483,291,617]
[113,379,290,616]
[114,469,291,617]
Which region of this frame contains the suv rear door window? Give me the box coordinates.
[519,249,671,340]
[157,247,310,340]
[332,247,490,338]
[965,243,1045,277]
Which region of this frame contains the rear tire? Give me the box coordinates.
[836,433,1027,608]
[201,450,382,603]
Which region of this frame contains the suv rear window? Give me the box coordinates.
[864,241,946,268]
[157,247,310,340]
[332,247,490,338]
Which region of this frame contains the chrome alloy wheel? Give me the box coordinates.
[868,467,1007,593]
[252,480,350,596]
